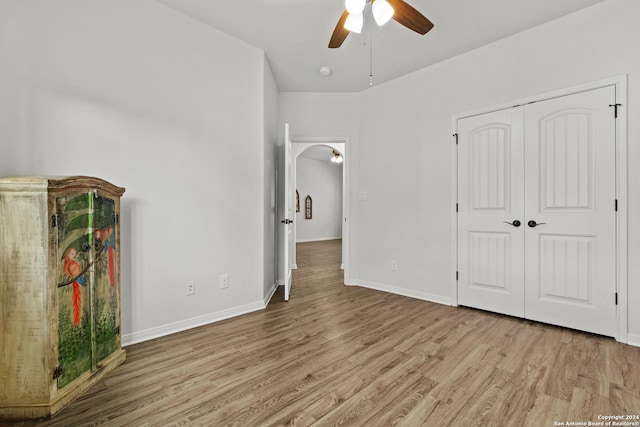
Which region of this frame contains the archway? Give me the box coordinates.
[291,138,349,283]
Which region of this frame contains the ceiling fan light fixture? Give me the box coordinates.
[372,0,394,26]
[331,149,343,164]
[345,0,366,14]
[344,12,364,33]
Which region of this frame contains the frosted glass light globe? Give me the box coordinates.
[345,0,366,14]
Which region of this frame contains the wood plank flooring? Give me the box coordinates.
[4,239,640,426]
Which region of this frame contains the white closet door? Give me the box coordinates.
[457,86,617,337]
[457,107,525,317]
[523,86,617,336]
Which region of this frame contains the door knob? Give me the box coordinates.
[528,220,546,228]
[503,220,521,227]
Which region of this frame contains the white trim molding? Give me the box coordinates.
[627,334,640,348]
[264,281,279,306]
[614,75,629,344]
[349,280,453,306]
[122,301,265,347]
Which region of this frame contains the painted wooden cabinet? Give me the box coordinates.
[0,176,126,420]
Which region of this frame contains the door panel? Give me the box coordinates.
[538,234,594,303]
[93,196,119,363]
[469,231,511,292]
[458,107,525,317]
[56,193,93,389]
[470,125,510,210]
[282,124,293,301]
[524,86,616,336]
[540,111,593,210]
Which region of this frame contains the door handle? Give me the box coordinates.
[527,220,546,228]
[281,219,293,224]
[503,220,521,227]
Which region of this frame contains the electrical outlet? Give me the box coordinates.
[220,273,229,289]
[391,260,398,271]
[186,281,195,296]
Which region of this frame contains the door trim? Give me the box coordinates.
[450,75,628,343]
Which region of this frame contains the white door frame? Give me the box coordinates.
[451,75,628,343]
[291,137,350,285]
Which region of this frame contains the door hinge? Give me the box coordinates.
[53,365,64,380]
[115,326,120,336]
[615,292,618,305]
[456,203,459,213]
[609,103,622,118]
[456,271,459,281]
[615,199,618,212]
[51,214,60,228]
[453,133,459,145]
[115,213,119,225]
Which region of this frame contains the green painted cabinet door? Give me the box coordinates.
[55,192,119,389]
[92,196,119,363]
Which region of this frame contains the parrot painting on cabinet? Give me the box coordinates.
[63,247,87,327]
[95,226,115,288]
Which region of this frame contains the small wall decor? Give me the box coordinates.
[296,190,300,212]
[305,195,312,220]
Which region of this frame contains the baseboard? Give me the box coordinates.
[627,333,640,347]
[122,300,265,347]
[349,279,453,306]
[121,278,637,348]
[296,237,342,243]
[263,282,278,306]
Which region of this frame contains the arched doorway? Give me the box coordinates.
[291,138,349,284]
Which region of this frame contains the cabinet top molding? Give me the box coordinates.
[0,176,125,196]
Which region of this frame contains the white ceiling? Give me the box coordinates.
[154,0,605,92]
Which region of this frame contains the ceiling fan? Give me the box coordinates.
[329,0,434,48]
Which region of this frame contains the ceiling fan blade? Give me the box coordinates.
[387,0,434,35]
[328,10,350,48]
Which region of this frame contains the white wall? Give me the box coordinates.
[263,57,279,302]
[278,93,360,139]
[0,0,277,344]
[352,0,640,341]
[295,156,343,242]
[0,1,30,174]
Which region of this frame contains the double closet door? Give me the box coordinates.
[457,86,617,337]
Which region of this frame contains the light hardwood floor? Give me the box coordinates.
[4,239,640,426]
